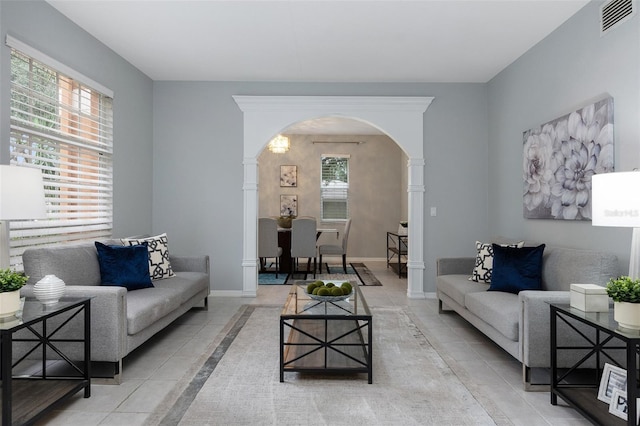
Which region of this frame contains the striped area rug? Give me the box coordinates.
[258,262,382,286]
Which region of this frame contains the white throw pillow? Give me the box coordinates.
[121,233,175,280]
[470,240,524,283]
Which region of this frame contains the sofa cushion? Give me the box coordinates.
[465,291,520,341]
[152,272,209,304]
[437,274,489,307]
[489,244,545,294]
[471,240,524,283]
[23,243,103,286]
[95,242,154,291]
[122,233,175,280]
[126,287,183,334]
[542,246,620,291]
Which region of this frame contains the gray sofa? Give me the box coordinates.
[20,240,210,381]
[436,244,619,388]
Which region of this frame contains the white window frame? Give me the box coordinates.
[320,154,350,221]
[7,36,114,269]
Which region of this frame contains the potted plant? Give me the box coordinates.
[277,215,296,229]
[606,276,640,330]
[0,269,28,318]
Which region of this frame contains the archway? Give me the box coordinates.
[233,96,433,298]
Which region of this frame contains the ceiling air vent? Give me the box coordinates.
[600,0,635,35]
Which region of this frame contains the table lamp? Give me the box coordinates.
[0,165,47,268]
[592,171,640,279]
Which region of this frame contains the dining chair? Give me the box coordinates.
[318,218,352,273]
[290,217,317,279]
[258,217,283,278]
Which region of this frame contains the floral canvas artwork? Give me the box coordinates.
[280,195,297,216]
[280,165,297,187]
[523,97,614,220]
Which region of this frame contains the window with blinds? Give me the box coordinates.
[321,155,349,221]
[9,48,113,268]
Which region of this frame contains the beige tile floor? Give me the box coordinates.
[35,261,588,425]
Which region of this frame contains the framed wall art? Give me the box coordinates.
[280,195,297,216]
[280,165,297,187]
[523,96,614,221]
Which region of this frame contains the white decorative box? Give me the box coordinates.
[570,284,609,312]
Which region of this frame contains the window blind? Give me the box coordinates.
[321,155,349,220]
[9,48,113,269]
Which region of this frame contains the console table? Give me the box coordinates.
[550,303,637,426]
[386,232,407,277]
[1,297,91,425]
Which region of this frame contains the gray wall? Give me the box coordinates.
[487,1,640,274]
[0,0,154,237]
[153,82,489,292]
[5,1,628,296]
[258,134,404,258]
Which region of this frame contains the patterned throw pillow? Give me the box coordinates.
[121,233,175,280]
[470,240,524,283]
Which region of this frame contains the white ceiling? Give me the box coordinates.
[47,0,589,83]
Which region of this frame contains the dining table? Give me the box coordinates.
[276,227,338,273]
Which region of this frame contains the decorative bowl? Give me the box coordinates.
[308,290,353,302]
[277,215,296,228]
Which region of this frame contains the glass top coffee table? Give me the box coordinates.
[279,281,372,383]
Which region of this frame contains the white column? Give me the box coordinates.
[407,157,426,299]
[242,157,259,297]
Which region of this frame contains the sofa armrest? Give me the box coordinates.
[20,284,127,363]
[436,257,475,276]
[519,290,570,368]
[170,255,210,274]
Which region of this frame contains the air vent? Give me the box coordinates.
[600,0,635,35]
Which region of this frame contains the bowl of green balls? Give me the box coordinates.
[306,280,353,302]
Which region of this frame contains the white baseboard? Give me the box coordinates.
[347,257,387,262]
[209,290,245,297]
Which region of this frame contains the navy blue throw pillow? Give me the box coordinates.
[95,241,154,291]
[488,244,545,294]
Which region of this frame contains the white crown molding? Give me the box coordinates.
[233,96,434,112]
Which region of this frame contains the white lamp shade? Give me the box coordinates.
[592,171,640,227]
[592,171,640,279]
[0,166,47,220]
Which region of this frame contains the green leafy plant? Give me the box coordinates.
[606,276,640,303]
[0,269,28,293]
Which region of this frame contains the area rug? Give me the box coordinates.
[258,272,288,285]
[284,262,382,286]
[351,262,382,286]
[151,305,498,425]
[258,260,288,285]
[317,263,356,274]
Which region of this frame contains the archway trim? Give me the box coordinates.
[234,95,433,298]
